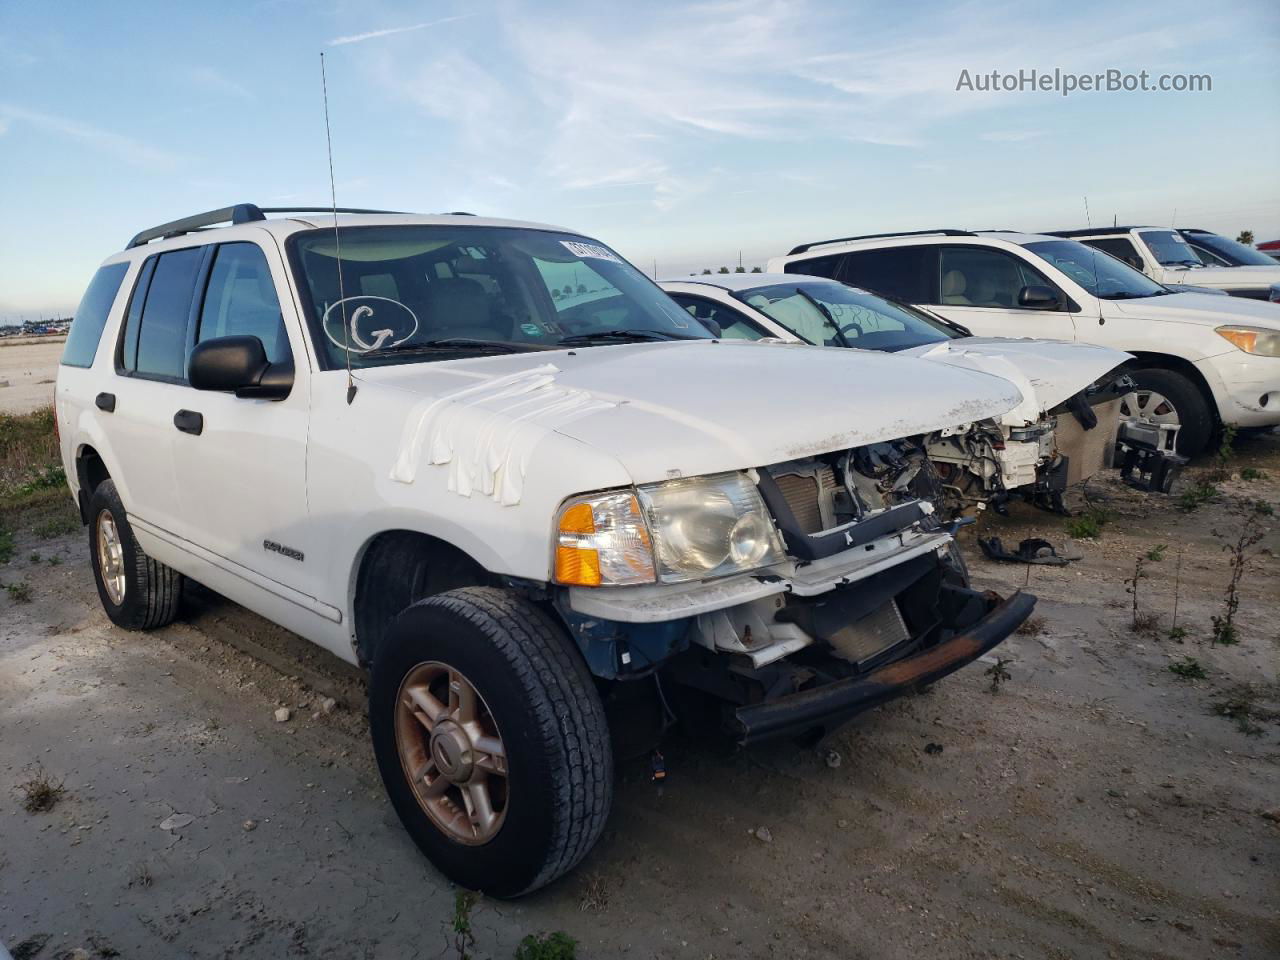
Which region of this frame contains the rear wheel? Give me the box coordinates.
[88,479,183,630]
[1120,368,1213,457]
[369,587,612,897]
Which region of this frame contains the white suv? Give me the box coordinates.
[768,230,1280,455]
[57,205,1036,896]
[1046,226,1280,302]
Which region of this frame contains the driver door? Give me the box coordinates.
[922,245,1080,342]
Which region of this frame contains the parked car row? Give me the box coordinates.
[54,205,1280,897]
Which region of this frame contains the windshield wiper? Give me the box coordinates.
[556,329,700,345]
[792,287,853,348]
[361,338,546,358]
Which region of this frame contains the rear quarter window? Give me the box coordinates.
[61,263,129,368]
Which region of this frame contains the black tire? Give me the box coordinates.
[369,586,613,897]
[1123,368,1214,457]
[87,479,183,630]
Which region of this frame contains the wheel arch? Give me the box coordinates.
[74,443,112,524]
[1122,352,1220,425]
[351,529,497,667]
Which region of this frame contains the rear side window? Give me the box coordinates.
[61,263,129,368]
[197,243,290,364]
[840,247,937,303]
[120,248,203,381]
[783,254,843,279]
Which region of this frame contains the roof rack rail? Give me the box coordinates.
[126,203,406,249]
[1043,226,1154,238]
[788,229,974,256]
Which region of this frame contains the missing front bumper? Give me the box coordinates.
[731,590,1036,745]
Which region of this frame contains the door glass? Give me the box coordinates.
[1083,237,1143,270]
[135,247,202,380]
[668,294,766,340]
[938,247,1050,308]
[782,253,842,279]
[840,247,935,302]
[198,243,291,364]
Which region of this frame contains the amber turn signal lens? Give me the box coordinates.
[554,545,601,586]
[1216,328,1257,352]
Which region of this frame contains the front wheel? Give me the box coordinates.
[88,479,183,630]
[369,587,613,897]
[1119,368,1213,457]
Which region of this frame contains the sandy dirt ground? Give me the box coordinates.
[2,436,1278,959]
[0,340,63,415]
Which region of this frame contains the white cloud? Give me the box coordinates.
[980,131,1044,142]
[187,66,254,100]
[0,103,179,169]
[329,14,476,46]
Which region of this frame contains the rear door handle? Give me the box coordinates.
[95,392,116,412]
[173,409,204,435]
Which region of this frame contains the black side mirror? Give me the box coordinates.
[1017,285,1060,310]
[700,317,723,338]
[189,335,293,400]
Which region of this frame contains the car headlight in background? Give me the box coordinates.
[553,472,786,587]
[1216,325,1280,357]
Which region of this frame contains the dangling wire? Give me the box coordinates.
[320,51,356,404]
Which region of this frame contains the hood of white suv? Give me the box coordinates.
[1109,291,1280,327]
[364,339,1023,490]
[1162,264,1280,288]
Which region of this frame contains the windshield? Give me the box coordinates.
[1024,240,1169,300]
[1138,230,1203,267]
[1186,232,1277,266]
[287,225,707,368]
[736,280,956,351]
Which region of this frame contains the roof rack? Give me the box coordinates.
[788,229,974,256]
[126,203,406,249]
[1044,226,1155,238]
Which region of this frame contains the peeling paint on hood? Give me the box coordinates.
[364,340,1024,490]
[901,338,1130,425]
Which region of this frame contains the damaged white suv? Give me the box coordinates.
[56,206,1035,896]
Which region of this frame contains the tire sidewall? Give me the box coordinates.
[1126,368,1213,456]
[369,596,578,896]
[87,480,142,626]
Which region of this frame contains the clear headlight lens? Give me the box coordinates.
[1216,325,1280,357]
[552,472,787,587]
[637,472,786,584]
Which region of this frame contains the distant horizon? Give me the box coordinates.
[3,0,1277,321]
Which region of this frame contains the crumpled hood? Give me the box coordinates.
[1109,291,1280,327]
[367,339,1023,498]
[1163,264,1280,287]
[900,338,1130,426]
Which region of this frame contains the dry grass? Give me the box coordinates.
[1016,615,1045,637]
[0,406,76,546]
[17,765,67,813]
[578,872,611,912]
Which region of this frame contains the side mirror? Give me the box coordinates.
[700,317,723,338]
[189,335,293,400]
[1017,285,1060,310]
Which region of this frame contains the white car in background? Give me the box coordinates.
[1048,226,1280,302]
[660,274,1141,509]
[768,230,1280,455]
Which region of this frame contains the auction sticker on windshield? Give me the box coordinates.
[561,240,622,263]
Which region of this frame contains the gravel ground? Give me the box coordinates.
[2,434,1278,959]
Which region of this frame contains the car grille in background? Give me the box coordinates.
[772,467,837,534]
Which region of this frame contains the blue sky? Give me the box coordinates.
[2,0,1278,321]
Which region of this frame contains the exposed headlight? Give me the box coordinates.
[637,472,786,584]
[552,472,786,587]
[1216,325,1280,357]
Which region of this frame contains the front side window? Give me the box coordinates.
[667,294,767,341]
[120,247,202,381]
[198,243,290,365]
[937,247,1052,308]
[287,226,708,368]
[1185,233,1277,266]
[1024,240,1168,300]
[839,247,936,303]
[737,281,954,351]
[62,262,128,368]
[1082,237,1144,270]
[1138,230,1202,267]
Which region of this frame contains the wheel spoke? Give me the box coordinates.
[467,780,498,835]
[408,755,436,784]
[473,735,506,761]
[404,685,447,730]
[423,773,451,798]
[450,672,477,723]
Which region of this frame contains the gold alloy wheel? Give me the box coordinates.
[96,510,127,606]
[394,661,509,845]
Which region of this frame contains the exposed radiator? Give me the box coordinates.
[772,466,837,534]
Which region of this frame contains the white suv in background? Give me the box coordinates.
[1047,225,1280,302]
[768,230,1280,455]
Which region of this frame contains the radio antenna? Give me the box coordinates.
[1083,195,1092,228]
[320,51,357,405]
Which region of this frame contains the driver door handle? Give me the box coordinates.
[174,409,204,436]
